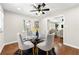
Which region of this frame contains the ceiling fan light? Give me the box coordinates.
[17,7,21,10]
[36,13,38,15]
[42,3,46,7]
[42,12,45,14]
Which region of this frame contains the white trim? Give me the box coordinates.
[0,44,5,53]
[64,43,79,49]
[5,41,18,45]
[0,41,18,54]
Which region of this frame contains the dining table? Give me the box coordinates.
[23,35,44,54]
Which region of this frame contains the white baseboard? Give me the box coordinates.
[64,43,79,49]
[0,44,5,53]
[0,41,18,54]
[5,41,18,45]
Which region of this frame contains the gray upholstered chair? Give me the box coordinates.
[36,33,55,55]
[48,29,56,34]
[38,32,46,40]
[17,33,34,55]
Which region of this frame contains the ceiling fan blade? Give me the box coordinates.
[38,5,41,9]
[33,5,37,9]
[42,12,45,14]
[30,10,38,12]
[42,9,50,11]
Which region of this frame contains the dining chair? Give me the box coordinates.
[48,29,56,34]
[17,33,34,55]
[21,31,36,41]
[36,33,55,55]
[39,33,46,40]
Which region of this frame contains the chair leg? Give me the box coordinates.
[20,50,23,55]
[18,49,21,54]
[35,47,37,54]
[36,47,38,55]
[32,47,34,55]
[46,51,49,55]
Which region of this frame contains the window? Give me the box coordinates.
[0,6,4,32]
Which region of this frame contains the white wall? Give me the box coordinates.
[39,16,63,38]
[0,5,4,53]
[39,18,48,38]
[4,11,37,44]
[63,6,79,48]
[39,6,79,49]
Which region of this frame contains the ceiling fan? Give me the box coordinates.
[30,3,50,15]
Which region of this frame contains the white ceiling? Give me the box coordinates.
[1,3,79,18]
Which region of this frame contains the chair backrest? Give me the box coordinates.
[39,32,46,40]
[49,29,56,34]
[21,31,27,38]
[46,33,55,49]
[17,33,24,49]
[27,31,33,36]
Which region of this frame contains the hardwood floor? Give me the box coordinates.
[1,43,18,55]
[1,37,79,55]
